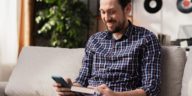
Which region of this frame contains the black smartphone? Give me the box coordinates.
[52,76,71,88]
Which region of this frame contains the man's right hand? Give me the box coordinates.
[53,78,76,96]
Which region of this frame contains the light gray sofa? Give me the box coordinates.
[0,46,191,96]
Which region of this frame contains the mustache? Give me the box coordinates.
[105,19,116,23]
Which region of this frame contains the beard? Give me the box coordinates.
[104,18,126,33]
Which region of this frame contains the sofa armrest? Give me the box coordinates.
[0,82,8,96]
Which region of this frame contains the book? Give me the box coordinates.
[71,86,99,95]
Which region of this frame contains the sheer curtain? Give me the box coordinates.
[0,0,18,81]
[0,0,18,67]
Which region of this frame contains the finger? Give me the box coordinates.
[57,92,64,96]
[56,87,71,92]
[64,92,76,96]
[57,91,75,96]
[53,84,62,92]
[53,83,62,87]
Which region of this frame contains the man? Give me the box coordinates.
[54,0,161,96]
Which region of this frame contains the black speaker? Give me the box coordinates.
[144,0,163,13]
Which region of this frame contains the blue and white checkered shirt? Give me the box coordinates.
[75,21,161,96]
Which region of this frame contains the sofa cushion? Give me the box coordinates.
[160,46,187,96]
[0,82,7,96]
[5,47,84,96]
[181,47,192,96]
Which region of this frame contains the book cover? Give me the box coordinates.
[71,86,99,95]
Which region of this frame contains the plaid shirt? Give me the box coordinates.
[75,21,161,96]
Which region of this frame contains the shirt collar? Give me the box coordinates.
[105,20,133,40]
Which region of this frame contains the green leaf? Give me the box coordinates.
[35,16,42,24]
[44,0,55,4]
[35,0,92,48]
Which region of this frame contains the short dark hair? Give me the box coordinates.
[118,0,132,9]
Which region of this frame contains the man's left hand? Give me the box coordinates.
[97,84,117,96]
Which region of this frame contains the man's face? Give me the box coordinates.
[99,0,129,33]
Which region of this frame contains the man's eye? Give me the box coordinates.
[100,11,105,14]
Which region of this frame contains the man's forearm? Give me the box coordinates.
[116,89,146,96]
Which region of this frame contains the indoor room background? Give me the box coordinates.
[0,0,192,81]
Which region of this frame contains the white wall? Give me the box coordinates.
[133,0,192,41]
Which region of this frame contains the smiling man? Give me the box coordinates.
[54,0,161,96]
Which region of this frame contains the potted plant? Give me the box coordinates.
[35,0,92,48]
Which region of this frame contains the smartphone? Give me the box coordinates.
[52,76,71,88]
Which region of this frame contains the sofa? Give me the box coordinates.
[0,46,191,96]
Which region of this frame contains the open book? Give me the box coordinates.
[71,86,100,95]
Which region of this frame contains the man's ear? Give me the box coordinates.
[124,3,132,16]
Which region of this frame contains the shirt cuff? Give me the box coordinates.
[138,85,160,96]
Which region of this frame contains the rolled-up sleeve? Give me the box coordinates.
[140,33,161,96]
[75,35,95,87]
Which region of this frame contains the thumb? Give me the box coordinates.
[98,84,108,89]
[97,84,108,94]
[65,78,72,86]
